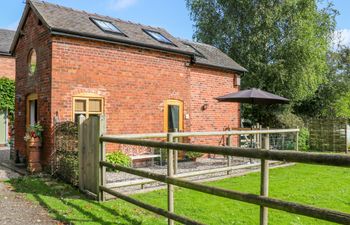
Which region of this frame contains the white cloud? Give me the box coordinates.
[109,0,138,11]
[333,29,350,47]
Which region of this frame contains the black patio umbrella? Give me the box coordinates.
[215,88,289,104]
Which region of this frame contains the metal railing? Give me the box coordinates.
[87,121,349,225]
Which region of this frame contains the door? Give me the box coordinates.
[26,94,38,126]
[164,100,185,160]
[164,100,183,132]
[0,110,7,145]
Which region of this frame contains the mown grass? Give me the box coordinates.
[6,164,350,225]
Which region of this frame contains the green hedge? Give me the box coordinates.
[56,151,79,186]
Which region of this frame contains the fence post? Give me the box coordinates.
[97,115,106,202]
[167,133,174,225]
[260,128,270,225]
[174,129,178,175]
[227,135,232,175]
[78,115,86,191]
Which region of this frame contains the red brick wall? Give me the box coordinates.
[0,56,15,80]
[15,9,240,164]
[14,9,52,163]
[189,66,240,147]
[51,36,192,154]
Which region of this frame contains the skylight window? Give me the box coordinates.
[91,18,123,34]
[143,29,174,45]
[183,43,205,58]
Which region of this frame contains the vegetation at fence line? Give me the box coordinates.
[298,128,310,151]
[7,164,350,225]
[185,151,204,160]
[0,77,15,116]
[56,150,79,186]
[52,121,79,186]
[106,151,131,172]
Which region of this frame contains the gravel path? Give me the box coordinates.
[0,148,58,225]
[106,157,270,194]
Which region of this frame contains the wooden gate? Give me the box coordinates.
[78,115,105,197]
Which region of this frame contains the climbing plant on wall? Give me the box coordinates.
[0,77,15,113]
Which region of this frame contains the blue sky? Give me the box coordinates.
[0,0,349,45]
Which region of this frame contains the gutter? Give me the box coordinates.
[192,60,248,75]
[0,51,12,57]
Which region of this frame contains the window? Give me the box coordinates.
[91,18,123,34]
[183,43,205,58]
[28,49,37,76]
[73,96,103,123]
[143,29,174,45]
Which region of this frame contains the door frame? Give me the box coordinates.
[163,99,184,132]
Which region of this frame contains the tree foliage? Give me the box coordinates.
[0,77,15,112]
[295,46,350,118]
[186,0,337,125]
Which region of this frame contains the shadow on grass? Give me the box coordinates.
[7,176,143,225]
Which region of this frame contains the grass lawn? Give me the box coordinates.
[6,163,350,225]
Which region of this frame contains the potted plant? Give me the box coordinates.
[24,122,44,173]
[24,122,44,147]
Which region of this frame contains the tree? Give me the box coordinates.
[186,0,337,126]
[295,46,350,118]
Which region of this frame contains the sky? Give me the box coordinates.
[0,0,349,46]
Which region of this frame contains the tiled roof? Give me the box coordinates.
[0,29,15,55]
[181,40,247,72]
[15,0,247,72]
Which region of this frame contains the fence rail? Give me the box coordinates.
[100,136,350,167]
[78,116,350,225]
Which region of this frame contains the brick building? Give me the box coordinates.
[12,0,247,166]
[0,29,15,146]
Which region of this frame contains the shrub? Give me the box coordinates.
[275,111,304,128]
[298,127,310,151]
[56,151,79,186]
[106,151,131,172]
[185,151,204,160]
[0,77,15,113]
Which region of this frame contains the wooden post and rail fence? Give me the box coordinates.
[78,116,350,225]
